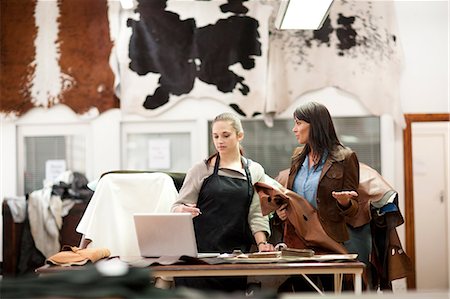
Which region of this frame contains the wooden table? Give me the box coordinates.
[37,259,365,295]
[149,261,365,294]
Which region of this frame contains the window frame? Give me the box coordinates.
[120,119,206,173]
[16,123,92,196]
[208,115,386,178]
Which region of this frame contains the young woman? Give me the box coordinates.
[171,112,274,292]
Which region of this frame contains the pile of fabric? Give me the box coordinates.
[4,170,93,275]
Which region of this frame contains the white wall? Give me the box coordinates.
[392,0,449,243]
[396,1,449,114]
[0,1,448,265]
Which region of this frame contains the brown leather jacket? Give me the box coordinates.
[347,163,397,228]
[286,145,359,243]
[256,181,347,254]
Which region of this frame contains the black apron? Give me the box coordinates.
[194,155,254,253]
[175,155,254,292]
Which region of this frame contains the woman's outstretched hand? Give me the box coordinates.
[332,190,358,207]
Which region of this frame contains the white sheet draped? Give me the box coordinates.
[76,172,178,257]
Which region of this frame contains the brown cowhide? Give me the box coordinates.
[0,0,119,117]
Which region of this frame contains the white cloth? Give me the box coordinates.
[76,172,179,257]
[5,196,27,223]
[27,188,62,258]
[9,170,78,258]
[27,187,78,258]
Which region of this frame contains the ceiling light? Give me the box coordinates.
[275,0,334,30]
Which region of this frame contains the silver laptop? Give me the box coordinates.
[133,213,218,258]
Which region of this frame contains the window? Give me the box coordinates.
[208,116,381,178]
[121,120,204,173]
[17,124,89,195]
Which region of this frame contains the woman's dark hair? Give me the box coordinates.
[293,102,342,158]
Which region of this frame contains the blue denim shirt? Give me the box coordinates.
[292,152,328,208]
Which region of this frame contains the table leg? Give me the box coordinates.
[301,274,324,295]
[354,273,362,294]
[154,276,174,289]
[334,273,343,294]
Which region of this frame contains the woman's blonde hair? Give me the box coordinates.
[213,112,244,135]
[207,113,245,162]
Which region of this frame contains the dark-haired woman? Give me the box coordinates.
[275,101,360,292]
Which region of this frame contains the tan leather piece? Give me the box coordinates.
[47,246,110,266]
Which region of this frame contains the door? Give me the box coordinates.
[412,121,449,290]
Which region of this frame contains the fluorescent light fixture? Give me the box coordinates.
[275,0,334,30]
[119,0,134,10]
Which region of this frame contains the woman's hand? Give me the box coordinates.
[258,241,275,252]
[254,231,275,252]
[332,190,358,207]
[276,203,288,221]
[173,203,202,217]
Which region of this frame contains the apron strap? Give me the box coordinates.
[213,154,220,175]
[241,157,253,203]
